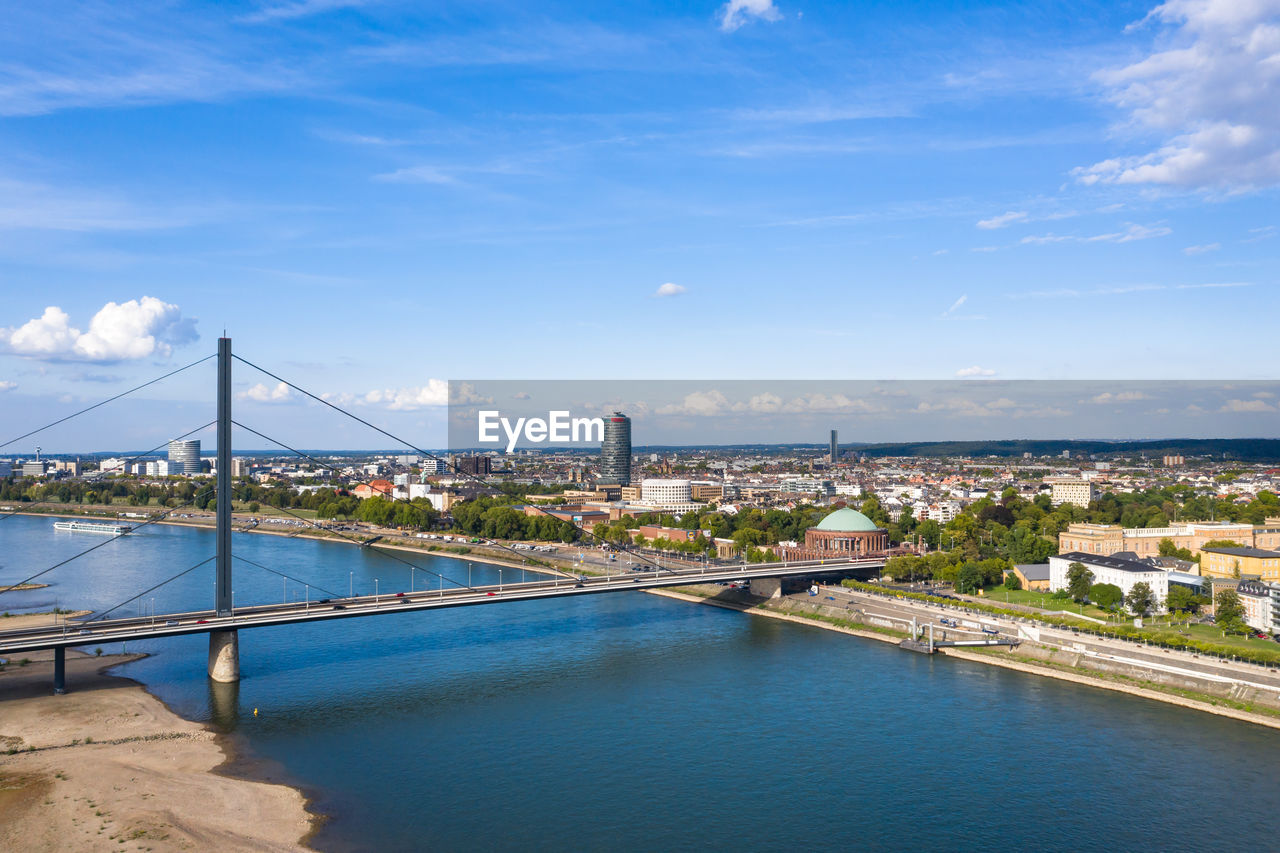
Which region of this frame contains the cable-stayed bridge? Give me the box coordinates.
[0,338,886,693]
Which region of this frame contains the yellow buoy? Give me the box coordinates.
[253,708,259,717]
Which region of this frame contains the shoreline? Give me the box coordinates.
[648,587,1280,732]
[0,650,316,852]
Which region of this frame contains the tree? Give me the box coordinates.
[1165,585,1199,614]
[956,562,983,594]
[1157,538,1194,562]
[1091,583,1123,611]
[1214,589,1247,634]
[1066,561,1094,603]
[1004,570,1022,591]
[1125,582,1155,617]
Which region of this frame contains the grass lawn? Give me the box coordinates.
[976,585,1113,621]
[232,502,318,520]
[1140,622,1277,654]
[980,586,1279,654]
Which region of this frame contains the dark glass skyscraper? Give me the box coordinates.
[600,412,631,485]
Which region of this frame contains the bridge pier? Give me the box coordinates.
[208,630,240,682]
[749,577,783,599]
[53,646,66,695]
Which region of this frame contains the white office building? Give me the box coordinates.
[167,439,201,475]
[641,478,692,506]
[1048,477,1096,508]
[1049,551,1169,612]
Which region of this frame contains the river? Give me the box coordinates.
[3,513,1278,851]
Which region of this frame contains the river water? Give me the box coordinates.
[3,514,1278,851]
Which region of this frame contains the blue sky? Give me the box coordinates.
[1,0,1278,451]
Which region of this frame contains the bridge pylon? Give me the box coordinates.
[209,336,240,682]
[208,629,240,682]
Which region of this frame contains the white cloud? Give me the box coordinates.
[658,390,732,416]
[448,383,492,406]
[955,366,995,377]
[333,381,450,411]
[0,380,16,392]
[0,178,188,232]
[719,0,782,32]
[372,165,460,185]
[913,398,1013,418]
[655,389,880,417]
[0,7,297,117]
[1091,391,1152,404]
[748,392,782,413]
[0,297,197,362]
[1087,223,1172,243]
[976,211,1028,229]
[779,393,881,414]
[1021,223,1171,244]
[240,382,291,403]
[942,294,968,316]
[654,282,687,298]
[238,0,369,24]
[1076,1,1280,189]
[1183,242,1221,254]
[1221,398,1275,413]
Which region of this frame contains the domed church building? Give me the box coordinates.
[779,507,889,560]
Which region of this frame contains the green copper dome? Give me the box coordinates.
[814,507,881,532]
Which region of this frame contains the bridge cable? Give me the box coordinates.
[229,495,475,592]
[231,355,675,575]
[0,353,215,452]
[0,421,216,525]
[231,554,344,601]
[85,556,215,624]
[231,419,552,575]
[0,482,215,596]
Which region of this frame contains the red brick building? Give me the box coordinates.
[779,507,889,560]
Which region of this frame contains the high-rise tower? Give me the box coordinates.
[168,439,201,475]
[829,429,838,464]
[600,412,632,486]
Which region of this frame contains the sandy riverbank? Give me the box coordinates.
[0,650,315,852]
[0,610,92,631]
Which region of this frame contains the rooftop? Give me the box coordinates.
[813,507,882,533]
[1203,546,1280,559]
[1055,551,1164,574]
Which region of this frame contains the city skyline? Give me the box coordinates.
[5,376,1280,454]
[1,1,1278,447]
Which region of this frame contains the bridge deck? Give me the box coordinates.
[0,558,884,655]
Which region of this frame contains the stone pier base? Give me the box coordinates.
[749,577,783,599]
[208,629,240,683]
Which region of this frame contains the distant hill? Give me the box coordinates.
[632,438,1280,462]
[852,438,1280,461]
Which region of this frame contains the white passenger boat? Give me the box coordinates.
[52,520,134,536]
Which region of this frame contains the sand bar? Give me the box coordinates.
[0,649,315,852]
